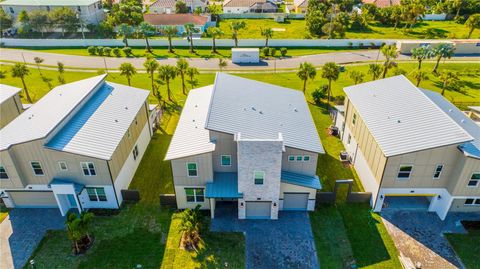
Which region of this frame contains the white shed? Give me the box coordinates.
[231,48,260,64]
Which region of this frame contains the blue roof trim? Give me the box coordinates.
[205,172,243,198]
[459,142,480,160]
[49,178,85,194]
[281,170,322,190]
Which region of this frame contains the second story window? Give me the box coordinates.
[58,161,68,171]
[352,113,357,126]
[187,163,198,177]
[0,166,9,179]
[221,155,231,166]
[397,165,413,179]
[31,161,44,176]
[467,172,480,187]
[254,171,264,185]
[9,7,14,14]
[133,145,139,160]
[433,164,443,179]
[81,162,96,176]
[296,155,302,161]
[303,155,310,162]
[347,134,351,145]
[288,155,295,162]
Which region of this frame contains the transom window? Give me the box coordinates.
[0,166,9,179]
[31,161,44,176]
[288,155,295,162]
[221,155,231,166]
[86,187,107,202]
[296,156,303,161]
[467,172,480,187]
[187,163,198,177]
[464,198,480,206]
[254,171,264,185]
[81,162,96,176]
[303,155,310,162]
[58,161,68,171]
[185,188,204,203]
[352,113,357,126]
[397,165,413,179]
[433,164,443,179]
[133,145,139,160]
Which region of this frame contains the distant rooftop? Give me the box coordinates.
[0,0,100,6]
[0,84,21,105]
[143,14,208,26]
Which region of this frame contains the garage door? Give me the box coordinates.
[9,191,57,208]
[283,193,309,210]
[246,201,271,219]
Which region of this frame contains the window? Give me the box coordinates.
[254,171,264,185]
[9,7,14,14]
[464,198,480,206]
[288,155,295,162]
[127,129,131,138]
[81,162,96,176]
[352,113,357,126]
[0,166,8,179]
[133,145,139,160]
[185,188,204,203]
[134,117,138,125]
[296,155,302,161]
[58,161,68,171]
[86,187,107,202]
[433,164,443,179]
[303,155,310,162]
[77,6,81,12]
[467,172,480,187]
[46,6,50,11]
[187,163,198,177]
[347,134,351,145]
[397,165,413,179]
[221,155,231,166]
[31,161,44,176]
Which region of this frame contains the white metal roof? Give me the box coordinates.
[165,86,216,160]
[344,75,473,157]
[231,48,259,52]
[205,73,324,153]
[469,106,480,114]
[0,84,21,105]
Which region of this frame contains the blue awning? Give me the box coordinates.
[205,172,243,198]
[49,178,85,194]
[281,171,322,190]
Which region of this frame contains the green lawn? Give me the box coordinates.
[445,229,480,269]
[0,204,9,223]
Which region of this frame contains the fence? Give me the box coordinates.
[316,179,372,205]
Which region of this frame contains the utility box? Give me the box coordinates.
[232,48,260,64]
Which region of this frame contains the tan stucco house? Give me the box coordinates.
[334,75,480,220]
[0,75,153,216]
[165,73,324,220]
[0,84,22,129]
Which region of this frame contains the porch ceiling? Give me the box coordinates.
[205,172,243,198]
[49,178,85,194]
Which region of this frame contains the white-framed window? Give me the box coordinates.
[221,155,231,166]
[352,113,357,126]
[127,129,131,138]
[467,172,480,187]
[303,155,310,162]
[185,188,204,203]
[464,198,480,206]
[9,7,14,14]
[58,161,68,171]
[134,116,138,125]
[0,166,9,179]
[86,187,107,202]
[81,162,96,176]
[433,164,443,179]
[397,165,413,179]
[133,145,139,160]
[347,134,351,145]
[296,155,303,161]
[186,162,198,177]
[30,161,44,176]
[288,155,295,162]
[254,171,264,185]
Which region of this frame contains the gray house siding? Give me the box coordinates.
[281,147,318,176]
[171,152,214,186]
[210,131,238,173]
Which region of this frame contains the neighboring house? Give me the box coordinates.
[223,0,278,14]
[362,0,400,8]
[467,106,480,125]
[165,73,324,220]
[149,0,208,14]
[334,75,480,220]
[0,0,105,25]
[143,13,210,34]
[0,75,153,216]
[293,0,308,13]
[0,85,22,129]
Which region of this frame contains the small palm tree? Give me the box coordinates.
[218,58,228,72]
[158,64,177,101]
[117,23,135,47]
[296,62,316,94]
[380,45,398,78]
[412,70,429,87]
[230,21,246,47]
[439,71,459,96]
[65,213,83,254]
[119,62,137,86]
[184,23,199,53]
[432,43,455,74]
[207,27,224,53]
[321,62,340,108]
[261,28,274,48]
[144,58,159,92]
[465,14,480,39]
[162,26,178,53]
[368,64,382,80]
[179,205,204,251]
[176,58,189,95]
[410,45,434,70]
[79,211,94,243]
[349,70,364,85]
[57,61,65,84]
[34,57,44,73]
[186,67,199,90]
[138,21,156,53]
[11,63,32,103]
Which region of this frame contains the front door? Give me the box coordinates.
[67,194,78,208]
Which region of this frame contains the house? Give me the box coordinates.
[223,0,278,14]
[0,0,105,25]
[143,13,210,34]
[466,106,480,125]
[334,75,480,220]
[362,0,400,8]
[165,73,324,220]
[0,75,153,216]
[0,85,22,129]
[293,0,308,13]
[149,0,208,14]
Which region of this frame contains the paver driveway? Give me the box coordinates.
[211,206,319,269]
[0,209,64,269]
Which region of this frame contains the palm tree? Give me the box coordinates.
[34,57,44,74]
[207,27,223,53]
[118,23,135,47]
[296,62,316,94]
[412,70,429,87]
[57,61,65,84]
[432,43,455,74]
[261,28,274,47]
[321,62,340,108]
[439,71,459,96]
[158,65,177,101]
[218,58,227,72]
[79,211,94,243]
[65,212,83,254]
[138,21,156,53]
[380,44,398,78]
[410,45,434,70]
[11,63,32,103]
[162,26,178,53]
[186,67,199,90]
[179,205,204,251]
[230,21,246,47]
[349,70,364,85]
[176,58,189,95]
[368,64,382,80]
[184,23,199,53]
[119,62,137,86]
[143,58,159,92]
[465,14,480,38]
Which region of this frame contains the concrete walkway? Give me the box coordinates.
[0,209,65,269]
[211,206,319,269]
[2,48,479,71]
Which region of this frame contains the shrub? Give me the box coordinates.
[280,47,287,57]
[113,47,121,57]
[103,47,112,57]
[311,85,327,105]
[97,46,104,56]
[333,95,345,105]
[262,47,270,57]
[122,47,132,56]
[269,47,277,57]
[348,42,353,48]
[359,42,364,48]
[87,46,96,55]
[370,42,375,49]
